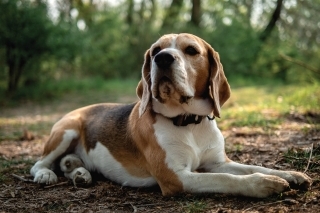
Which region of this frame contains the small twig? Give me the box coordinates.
[304,142,314,174]
[43,181,69,189]
[280,53,320,74]
[284,156,305,161]
[11,174,33,183]
[129,203,138,213]
[135,203,160,207]
[68,199,84,202]
[311,185,320,190]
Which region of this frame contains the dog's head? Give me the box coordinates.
[137,33,230,118]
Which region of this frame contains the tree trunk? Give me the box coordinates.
[7,63,23,94]
[191,0,201,27]
[126,0,134,25]
[149,0,157,21]
[139,0,146,21]
[162,0,184,28]
[259,0,283,42]
[6,48,25,94]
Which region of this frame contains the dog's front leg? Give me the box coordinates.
[205,161,312,190]
[176,170,289,198]
[30,129,79,184]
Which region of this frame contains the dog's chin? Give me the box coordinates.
[153,77,193,105]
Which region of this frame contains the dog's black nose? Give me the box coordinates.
[154,52,175,69]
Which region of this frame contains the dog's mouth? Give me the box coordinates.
[154,77,193,104]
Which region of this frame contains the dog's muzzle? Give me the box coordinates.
[152,51,193,104]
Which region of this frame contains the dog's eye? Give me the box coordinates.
[151,47,161,56]
[185,46,199,55]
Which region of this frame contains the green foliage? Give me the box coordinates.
[79,10,134,78]
[0,77,137,104]
[0,1,49,53]
[0,0,319,101]
[0,0,82,94]
[0,0,52,92]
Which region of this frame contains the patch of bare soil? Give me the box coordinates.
[0,116,319,212]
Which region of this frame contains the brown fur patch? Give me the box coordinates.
[42,114,82,157]
[130,103,184,196]
[176,34,211,98]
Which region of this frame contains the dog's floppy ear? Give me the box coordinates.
[207,45,231,118]
[136,49,152,117]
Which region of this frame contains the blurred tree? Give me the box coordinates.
[162,0,184,28]
[1,0,319,101]
[0,0,52,94]
[257,0,320,82]
[0,0,81,95]
[259,0,283,42]
[74,0,95,27]
[191,0,201,27]
[126,0,134,25]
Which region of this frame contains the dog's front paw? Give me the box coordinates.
[271,171,312,190]
[33,169,58,185]
[242,173,289,198]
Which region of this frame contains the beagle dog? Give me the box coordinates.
[30,33,311,197]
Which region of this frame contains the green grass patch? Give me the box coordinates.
[219,83,320,130]
[283,143,320,172]
[225,111,283,128]
[0,77,139,106]
[178,197,208,213]
[0,157,34,183]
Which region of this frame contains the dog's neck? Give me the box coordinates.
[171,114,215,126]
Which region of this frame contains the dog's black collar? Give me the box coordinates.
[171,114,215,126]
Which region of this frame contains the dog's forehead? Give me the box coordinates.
[154,34,178,47]
[153,33,205,50]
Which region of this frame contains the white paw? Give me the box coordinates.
[241,173,289,198]
[65,167,92,186]
[33,169,58,185]
[270,170,312,189]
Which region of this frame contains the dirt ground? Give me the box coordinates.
[0,108,319,212]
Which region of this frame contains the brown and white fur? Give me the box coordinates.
[31,33,311,197]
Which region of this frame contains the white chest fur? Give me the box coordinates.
[153,115,226,173]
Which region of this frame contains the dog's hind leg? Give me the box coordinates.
[60,154,92,186]
[30,129,79,185]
